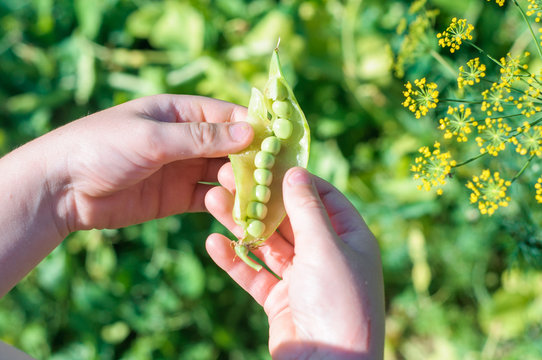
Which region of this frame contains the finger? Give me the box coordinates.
[187,157,228,183]
[136,94,248,125]
[204,186,245,238]
[251,235,294,278]
[206,233,279,306]
[217,162,236,194]
[185,183,214,213]
[206,185,295,276]
[147,121,253,163]
[282,167,338,256]
[276,216,294,245]
[171,95,248,125]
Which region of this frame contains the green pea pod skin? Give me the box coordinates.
[229,48,310,268]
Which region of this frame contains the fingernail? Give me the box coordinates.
[229,122,251,142]
[287,168,312,186]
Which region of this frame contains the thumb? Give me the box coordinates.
[283,167,337,254]
[151,121,253,162]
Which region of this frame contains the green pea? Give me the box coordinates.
[273,118,293,140]
[272,100,292,118]
[254,151,275,169]
[254,168,273,186]
[253,185,271,203]
[265,78,288,101]
[261,136,281,155]
[247,201,268,220]
[247,219,266,238]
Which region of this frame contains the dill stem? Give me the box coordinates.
[453,152,486,168]
[512,0,542,59]
[511,154,535,183]
[440,98,483,104]
[430,50,458,78]
[466,41,502,67]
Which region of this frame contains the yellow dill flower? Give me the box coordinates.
[499,52,529,87]
[437,17,474,53]
[402,78,439,119]
[475,117,512,156]
[438,105,477,142]
[527,0,542,22]
[481,83,511,116]
[411,141,456,195]
[510,122,542,156]
[458,58,486,88]
[466,170,511,216]
[515,84,542,117]
[536,177,542,203]
[487,0,506,6]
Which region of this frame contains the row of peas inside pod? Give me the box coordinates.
[228,46,310,271]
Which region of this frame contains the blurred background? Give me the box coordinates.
[0,0,541,359]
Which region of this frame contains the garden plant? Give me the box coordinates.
[0,0,541,359]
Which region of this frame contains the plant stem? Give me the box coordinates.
[466,41,502,67]
[512,0,542,59]
[440,98,483,104]
[511,154,535,183]
[453,152,487,168]
[430,49,458,78]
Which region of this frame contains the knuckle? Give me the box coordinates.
[189,122,217,153]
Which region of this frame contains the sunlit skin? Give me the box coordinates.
[0,94,384,359]
[0,94,254,297]
[205,165,385,359]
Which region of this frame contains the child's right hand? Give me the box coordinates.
[205,166,385,359]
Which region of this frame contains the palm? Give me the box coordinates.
[71,156,222,230]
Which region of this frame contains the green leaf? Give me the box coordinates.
[150,2,205,55]
[74,0,105,40]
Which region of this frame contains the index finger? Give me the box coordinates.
[135,94,248,124]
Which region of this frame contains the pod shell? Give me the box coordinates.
[229,48,310,247]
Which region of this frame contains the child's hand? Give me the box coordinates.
[48,94,253,232]
[205,167,385,359]
[0,94,253,295]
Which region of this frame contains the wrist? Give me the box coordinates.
[0,136,71,295]
[38,127,78,237]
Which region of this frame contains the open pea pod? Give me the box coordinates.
[229,47,310,271]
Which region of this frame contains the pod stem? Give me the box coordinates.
[234,244,263,271]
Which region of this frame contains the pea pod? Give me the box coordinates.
[229,46,310,271]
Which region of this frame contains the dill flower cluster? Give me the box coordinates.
[436,18,474,53]
[499,52,529,87]
[458,58,486,88]
[400,5,542,215]
[511,122,542,156]
[516,83,542,117]
[481,83,511,116]
[411,142,456,195]
[527,0,542,22]
[475,118,512,156]
[466,170,511,216]
[402,78,439,119]
[438,105,477,142]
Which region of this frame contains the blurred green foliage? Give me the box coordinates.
[0,0,541,359]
